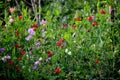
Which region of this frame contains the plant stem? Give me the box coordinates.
[15,0,21,12]
[38,0,41,25]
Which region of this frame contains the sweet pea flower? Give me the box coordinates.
[68,51,72,55]
[29,50,33,54]
[65,49,72,55]
[0,48,5,53]
[91,16,94,20]
[25,35,33,41]
[72,32,76,37]
[2,57,7,62]
[19,15,22,20]
[95,60,99,63]
[9,18,14,23]
[41,19,46,25]
[65,49,68,53]
[34,61,40,65]
[55,68,61,74]
[33,65,37,70]
[88,16,93,22]
[100,10,106,14]
[9,8,15,13]
[6,55,11,60]
[35,41,40,49]
[38,57,43,61]
[28,28,35,35]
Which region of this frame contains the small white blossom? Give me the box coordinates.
[68,51,72,55]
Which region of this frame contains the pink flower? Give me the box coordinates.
[9,18,14,23]
[41,19,46,25]
[91,16,94,20]
[10,8,15,13]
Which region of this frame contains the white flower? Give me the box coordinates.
[68,51,72,55]
[38,57,43,61]
[73,40,76,43]
[34,61,40,65]
[72,32,76,37]
[65,48,68,53]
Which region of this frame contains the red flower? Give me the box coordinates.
[9,60,14,65]
[47,51,53,57]
[88,16,93,22]
[59,39,64,43]
[95,60,99,63]
[55,68,61,74]
[92,22,98,27]
[20,50,25,56]
[15,30,19,37]
[57,39,64,47]
[72,24,77,29]
[63,23,68,27]
[32,24,38,31]
[15,65,20,71]
[7,66,11,70]
[14,44,22,48]
[19,15,22,20]
[100,10,106,14]
[75,17,82,21]
[17,57,22,61]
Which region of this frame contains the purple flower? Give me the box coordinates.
[28,28,35,35]
[29,51,33,54]
[25,35,33,41]
[111,10,114,14]
[35,41,40,48]
[6,55,11,60]
[33,65,37,70]
[34,61,40,65]
[0,48,5,53]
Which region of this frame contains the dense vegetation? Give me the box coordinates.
[0,0,120,80]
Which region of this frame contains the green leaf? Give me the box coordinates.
[0,20,2,26]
